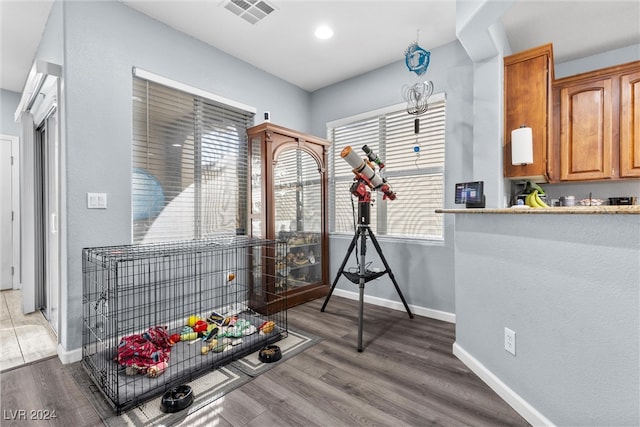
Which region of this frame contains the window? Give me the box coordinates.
[132,71,255,243]
[328,94,445,240]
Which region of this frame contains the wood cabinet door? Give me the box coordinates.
[620,70,640,177]
[559,78,613,180]
[504,45,553,181]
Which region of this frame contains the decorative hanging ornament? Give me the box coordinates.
[404,41,431,76]
[401,80,433,116]
[401,30,434,115]
[402,30,434,170]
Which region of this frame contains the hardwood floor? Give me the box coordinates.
[0,356,104,426]
[0,296,531,426]
[182,296,531,426]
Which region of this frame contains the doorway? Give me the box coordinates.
[1,134,19,291]
[34,109,60,336]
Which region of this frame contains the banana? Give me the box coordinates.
[525,191,534,207]
[534,191,549,208]
[526,190,543,208]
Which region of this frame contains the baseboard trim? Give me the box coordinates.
[331,288,456,323]
[452,342,554,427]
[58,344,82,365]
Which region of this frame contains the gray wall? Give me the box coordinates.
[454,212,639,425]
[555,43,640,78]
[0,90,21,136]
[9,0,637,368]
[310,40,474,317]
[310,39,640,318]
[56,0,311,352]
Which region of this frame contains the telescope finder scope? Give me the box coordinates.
[362,145,384,169]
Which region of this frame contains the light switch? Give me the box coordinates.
[87,192,107,209]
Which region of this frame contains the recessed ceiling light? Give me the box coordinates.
[315,25,333,40]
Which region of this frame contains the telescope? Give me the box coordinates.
[340,145,396,201]
[323,145,412,353]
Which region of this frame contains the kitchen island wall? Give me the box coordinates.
[448,210,639,426]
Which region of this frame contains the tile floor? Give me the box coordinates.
[0,289,58,372]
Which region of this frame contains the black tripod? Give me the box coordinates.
[321,193,413,352]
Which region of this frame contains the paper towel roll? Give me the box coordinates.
[511,127,533,165]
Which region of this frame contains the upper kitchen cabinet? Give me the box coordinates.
[552,61,640,181]
[504,44,554,182]
[556,76,614,181]
[620,69,640,178]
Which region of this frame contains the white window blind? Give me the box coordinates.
[328,96,445,239]
[132,76,255,243]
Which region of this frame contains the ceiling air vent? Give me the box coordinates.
[222,0,276,25]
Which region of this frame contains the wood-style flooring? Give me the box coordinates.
[0,296,530,426]
[180,296,530,426]
[0,356,104,426]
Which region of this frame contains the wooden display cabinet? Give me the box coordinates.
[247,122,331,311]
[504,43,554,182]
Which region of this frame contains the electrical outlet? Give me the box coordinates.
[504,327,516,356]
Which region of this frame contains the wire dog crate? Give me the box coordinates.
[82,236,287,413]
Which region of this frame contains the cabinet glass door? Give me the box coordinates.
[273,148,322,293]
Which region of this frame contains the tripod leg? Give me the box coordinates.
[321,231,358,312]
[367,230,414,319]
[357,279,365,352]
[357,226,367,352]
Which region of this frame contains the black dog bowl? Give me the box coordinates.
[258,345,282,363]
[160,385,194,413]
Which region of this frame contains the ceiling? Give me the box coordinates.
[1,0,639,94]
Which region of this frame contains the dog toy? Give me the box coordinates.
[125,365,142,376]
[212,341,228,353]
[201,339,218,355]
[193,320,208,334]
[147,361,168,378]
[202,326,218,342]
[180,326,197,342]
[217,319,252,338]
[207,312,224,325]
[169,333,181,345]
[187,315,200,328]
[259,321,275,334]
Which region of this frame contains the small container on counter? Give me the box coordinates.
[608,197,637,205]
[559,196,575,207]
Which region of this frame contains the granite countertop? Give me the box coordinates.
[436,205,640,214]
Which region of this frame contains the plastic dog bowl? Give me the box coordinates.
[160,385,194,413]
